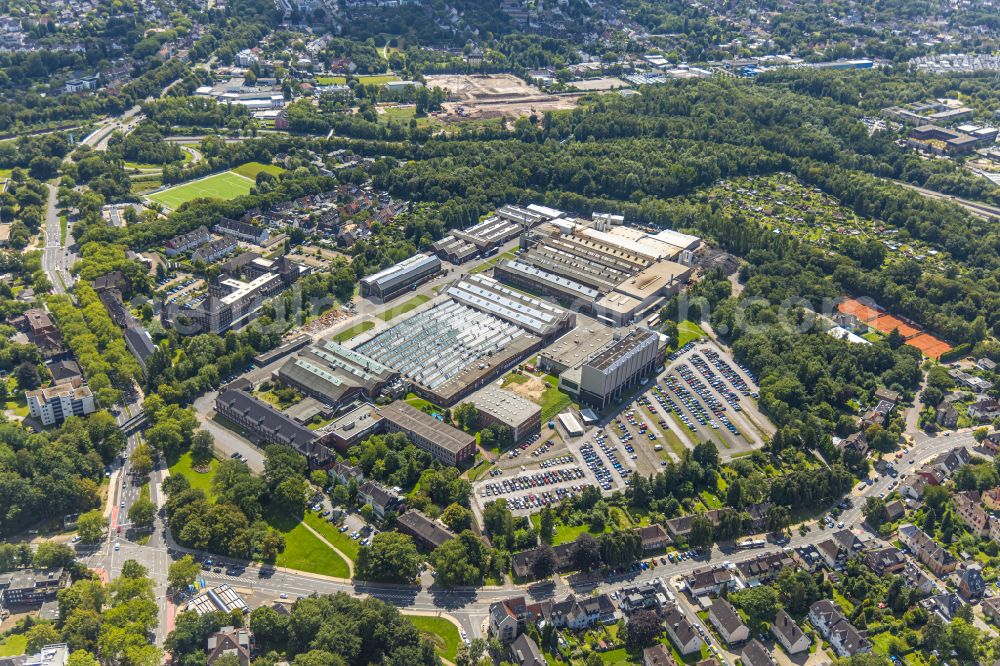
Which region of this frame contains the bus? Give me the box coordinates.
[736,539,766,550]
[647,314,660,327]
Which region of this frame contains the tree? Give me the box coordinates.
[77,510,107,544]
[190,430,214,465]
[67,651,101,666]
[168,555,201,591]
[863,497,886,529]
[440,503,473,533]
[17,360,41,390]
[120,559,148,579]
[272,476,307,517]
[539,507,554,543]
[623,610,661,649]
[250,605,289,649]
[432,538,482,587]
[570,533,603,571]
[530,545,557,580]
[128,498,156,530]
[25,623,60,654]
[33,542,75,568]
[886,328,904,350]
[730,585,780,632]
[310,470,328,488]
[452,403,479,431]
[130,443,154,478]
[356,532,422,583]
[688,514,714,549]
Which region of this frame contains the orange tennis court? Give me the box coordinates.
[871,314,921,339]
[838,298,880,322]
[907,333,952,360]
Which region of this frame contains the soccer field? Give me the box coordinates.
[147,171,254,209]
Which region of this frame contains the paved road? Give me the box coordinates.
[893,179,1000,220]
[79,418,982,645]
[40,181,74,294]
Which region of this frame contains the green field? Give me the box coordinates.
[316,76,348,85]
[539,374,573,422]
[265,508,352,579]
[231,161,285,180]
[148,171,254,209]
[676,320,707,347]
[0,634,26,657]
[406,615,461,662]
[168,451,219,501]
[377,294,431,321]
[302,511,360,561]
[333,320,375,342]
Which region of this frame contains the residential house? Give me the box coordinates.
[970,399,1000,422]
[635,524,671,551]
[739,639,775,666]
[395,510,455,552]
[357,480,402,519]
[683,566,738,597]
[664,603,703,655]
[771,610,809,655]
[875,388,901,405]
[837,431,868,457]
[808,600,871,658]
[898,524,957,576]
[618,581,672,614]
[957,565,986,600]
[708,598,749,645]
[862,547,907,576]
[330,461,363,485]
[511,543,574,579]
[216,217,269,244]
[983,432,1000,455]
[901,562,941,595]
[977,358,998,372]
[165,225,211,255]
[981,597,1000,624]
[983,487,1000,512]
[508,634,545,666]
[206,627,251,666]
[953,492,990,536]
[489,596,550,643]
[921,592,965,622]
[899,475,927,500]
[882,500,905,523]
[917,465,947,486]
[546,594,617,630]
[816,529,860,569]
[643,645,678,666]
[735,552,794,587]
[935,447,972,475]
[936,404,958,428]
[991,517,1000,544]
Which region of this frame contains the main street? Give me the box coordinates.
[79,418,982,645]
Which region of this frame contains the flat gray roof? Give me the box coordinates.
[540,320,615,370]
[377,401,474,454]
[464,384,540,426]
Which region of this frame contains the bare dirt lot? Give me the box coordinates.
[425,73,581,121]
[507,375,548,403]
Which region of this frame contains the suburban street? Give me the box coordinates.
[79,411,983,645]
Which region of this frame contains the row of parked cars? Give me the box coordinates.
[505,486,579,510]
[660,375,718,432]
[701,347,758,395]
[507,432,543,459]
[580,442,615,490]
[689,353,744,410]
[675,364,742,437]
[481,467,584,498]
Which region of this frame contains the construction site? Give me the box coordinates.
[426,73,581,121]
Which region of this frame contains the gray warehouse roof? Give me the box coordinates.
[464,384,540,426]
[360,253,440,291]
[377,401,474,455]
[445,274,573,338]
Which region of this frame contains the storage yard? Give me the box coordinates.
[425,73,581,121]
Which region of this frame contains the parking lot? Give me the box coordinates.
[646,340,772,458]
[471,341,774,515]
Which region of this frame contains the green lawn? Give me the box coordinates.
[676,320,707,347]
[333,320,375,342]
[0,634,26,657]
[539,375,573,422]
[316,76,348,85]
[598,647,633,664]
[406,615,461,662]
[148,171,254,209]
[302,511,360,561]
[59,214,67,245]
[168,451,219,501]
[231,161,285,180]
[4,393,28,417]
[377,294,431,321]
[265,508,352,578]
